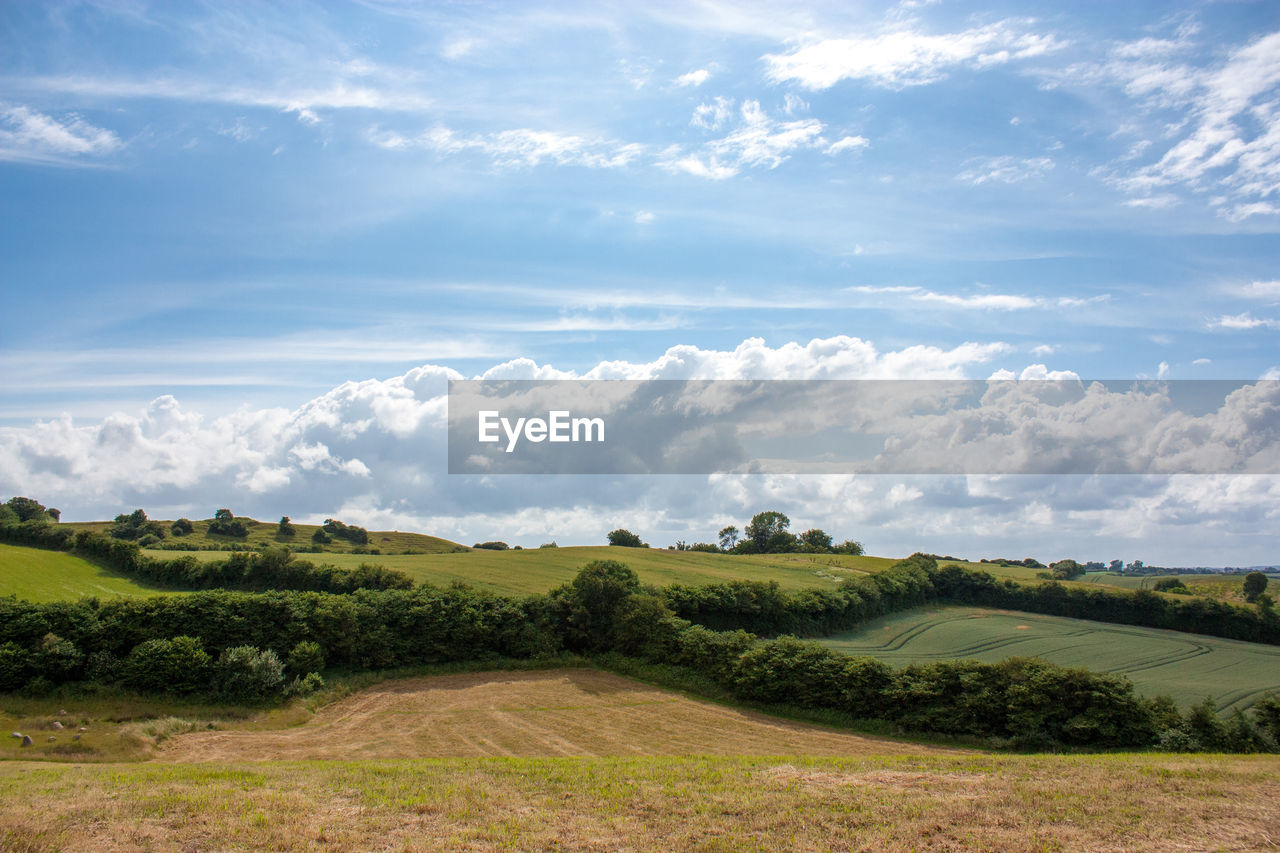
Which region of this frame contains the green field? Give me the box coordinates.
[142,545,899,595]
[820,604,1280,711]
[0,543,175,603]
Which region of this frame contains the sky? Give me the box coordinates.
[1,0,1279,565]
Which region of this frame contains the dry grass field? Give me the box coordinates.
[1,668,1278,851]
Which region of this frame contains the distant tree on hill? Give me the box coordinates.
[473,541,509,550]
[311,528,331,545]
[833,540,865,556]
[718,525,739,550]
[5,496,53,523]
[1050,559,1084,580]
[277,516,296,537]
[745,511,793,553]
[208,509,248,538]
[798,528,833,552]
[322,518,369,545]
[607,529,647,548]
[111,509,166,541]
[1244,572,1269,603]
[170,518,194,537]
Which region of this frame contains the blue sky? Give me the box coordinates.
[2,1,1279,563]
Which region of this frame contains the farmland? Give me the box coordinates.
[0,543,174,603]
[139,544,900,595]
[0,668,1277,852]
[821,604,1280,711]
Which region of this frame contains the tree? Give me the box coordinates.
[277,516,296,537]
[834,540,865,556]
[1109,559,1123,572]
[208,509,248,538]
[311,528,331,545]
[1050,559,1084,580]
[799,528,833,551]
[170,518,194,537]
[1243,571,1269,603]
[745,511,791,553]
[718,525,739,550]
[607,528,646,548]
[5,496,50,522]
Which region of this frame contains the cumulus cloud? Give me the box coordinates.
[2,339,1275,565]
[763,19,1064,90]
[1212,313,1280,330]
[675,68,710,87]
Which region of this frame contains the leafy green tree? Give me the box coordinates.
[717,525,739,550]
[556,560,642,650]
[834,540,865,556]
[277,516,296,537]
[745,511,791,553]
[1050,559,1084,580]
[311,528,331,545]
[607,528,646,548]
[170,518,194,537]
[1244,571,1269,603]
[5,496,49,522]
[208,509,248,538]
[798,528,833,551]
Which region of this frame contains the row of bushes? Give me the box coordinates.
[0,522,412,595]
[662,555,1280,645]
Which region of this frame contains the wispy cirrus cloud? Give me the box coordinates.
[955,155,1054,185]
[0,104,121,166]
[851,285,1109,312]
[763,19,1065,90]
[1080,28,1280,219]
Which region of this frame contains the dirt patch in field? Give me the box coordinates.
[157,669,942,762]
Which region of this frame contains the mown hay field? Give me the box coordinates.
[820,605,1280,711]
[0,668,1277,852]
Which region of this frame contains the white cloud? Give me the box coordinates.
[675,68,710,87]
[1239,280,1280,301]
[1211,312,1280,330]
[691,96,734,130]
[825,135,870,155]
[665,99,830,179]
[955,155,1054,185]
[0,104,121,166]
[763,20,1065,90]
[1123,194,1180,209]
[1031,344,1055,357]
[1194,358,1212,365]
[369,124,646,170]
[634,211,655,225]
[1157,361,1170,379]
[850,284,1107,312]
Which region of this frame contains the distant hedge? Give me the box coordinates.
[0,522,413,595]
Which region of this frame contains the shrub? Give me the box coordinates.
[286,640,325,675]
[473,541,509,551]
[216,646,285,701]
[170,518,194,537]
[122,636,213,694]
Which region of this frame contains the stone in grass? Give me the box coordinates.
[58,709,67,716]
[52,721,63,730]
[20,735,32,747]
[8,732,20,739]
[47,736,56,742]
[78,726,87,732]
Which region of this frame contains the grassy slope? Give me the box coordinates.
[820,604,1280,711]
[142,545,900,595]
[62,518,467,555]
[0,543,175,602]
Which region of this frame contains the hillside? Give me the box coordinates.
[62,517,467,555]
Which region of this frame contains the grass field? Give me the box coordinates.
[0,543,175,603]
[820,605,1280,711]
[0,668,1277,851]
[141,545,900,595]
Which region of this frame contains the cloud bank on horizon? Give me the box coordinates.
[3,336,1278,566]
[2,1,1279,564]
